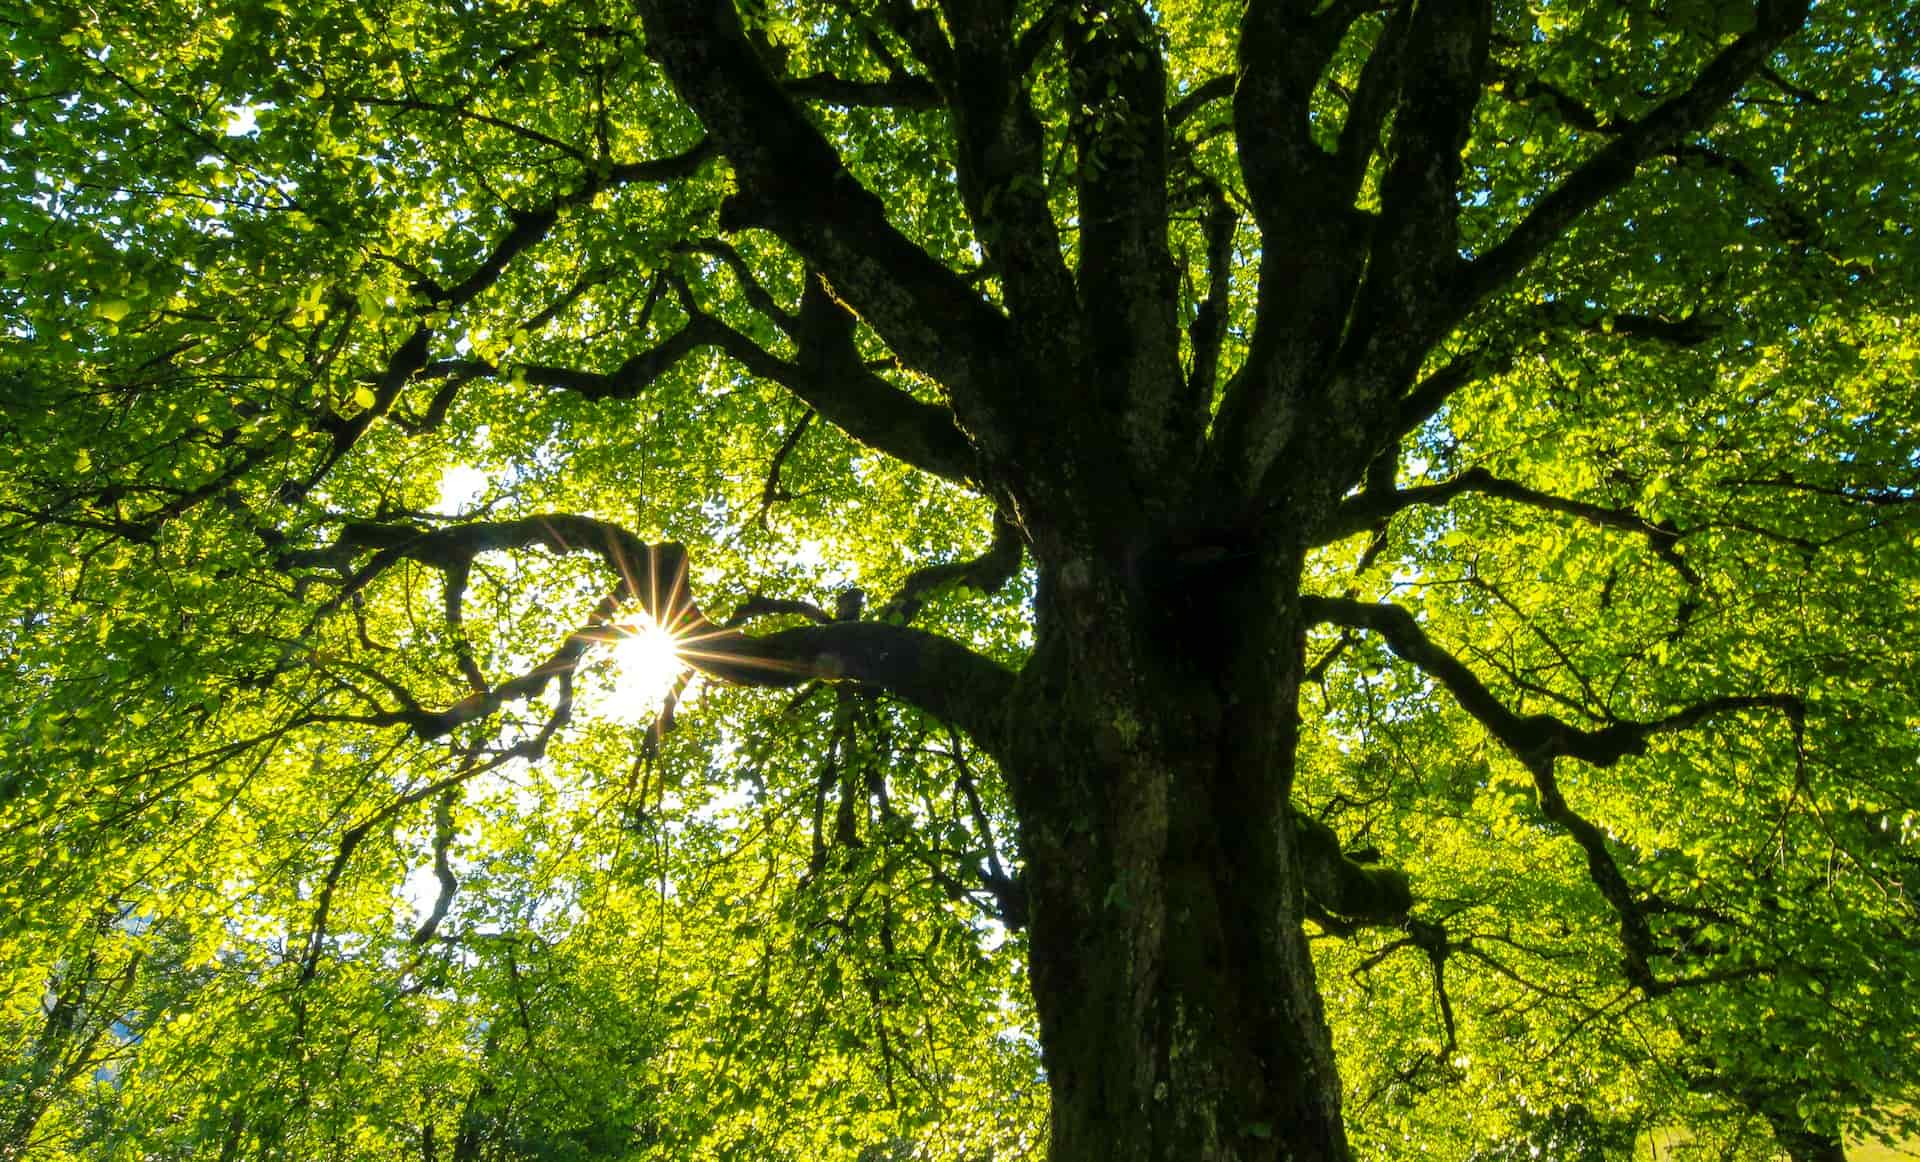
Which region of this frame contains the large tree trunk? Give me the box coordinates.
[1781,1134,1849,1162]
[1001,547,1349,1162]
[1764,1111,1849,1162]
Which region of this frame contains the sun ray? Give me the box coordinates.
[597,612,686,722]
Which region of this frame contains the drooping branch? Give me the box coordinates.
[342,93,596,163]
[1488,63,1619,135]
[943,732,1026,929]
[1379,305,1713,449]
[753,407,815,524]
[1304,594,1804,992]
[411,788,461,946]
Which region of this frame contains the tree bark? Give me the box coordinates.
[999,548,1349,1162]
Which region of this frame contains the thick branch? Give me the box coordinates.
[635,0,1024,460]
[1360,0,1491,343]
[876,509,1024,624]
[429,286,980,485]
[1210,0,1375,486]
[1293,808,1412,925]
[1065,3,1192,474]
[932,2,1079,359]
[294,516,1015,751]
[681,620,1015,752]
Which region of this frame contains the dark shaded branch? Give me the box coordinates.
[1168,74,1233,129]
[773,272,982,484]
[294,515,1015,751]
[1302,596,1798,773]
[441,558,489,695]
[1011,1,1068,79]
[754,408,815,524]
[1528,302,1723,347]
[344,94,595,163]
[1734,474,1920,507]
[673,236,798,330]
[723,595,835,628]
[1211,1,1378,483]
[1293,808,1412,925]
[783,71,940,108]
[1459,0,1814,307]
[1232,0,1366,228]
[1319,465,1701,587]
[928,2,1081,388]
[1360,0,1490,342]
[1391,347,1513,441]
[1667,144,1818,245]
[876,509,1024,624]
[1490,65,1619,134]
[1185,178,1238,403]
[636,0,1025,457]
[950,733,1026,930]
[679,619,1015,753]
[1304,595,1803,992]
[427,283,980,485]
[417,140,712,311]
[1332,4,1411,192]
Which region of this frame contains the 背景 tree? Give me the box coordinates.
[3,0,1918,1158]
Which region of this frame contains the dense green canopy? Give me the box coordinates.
[3,0,1918,1159]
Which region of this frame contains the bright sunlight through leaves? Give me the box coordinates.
[600,615,685,723]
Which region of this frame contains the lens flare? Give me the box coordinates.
[601,614,684,722]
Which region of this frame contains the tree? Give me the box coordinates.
[3,0,1918,1158]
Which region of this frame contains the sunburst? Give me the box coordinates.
[600,613,686,722]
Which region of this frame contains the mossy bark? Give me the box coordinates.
[1000,549,1350,1162]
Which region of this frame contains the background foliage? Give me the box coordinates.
[3,0,1918,1158]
